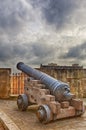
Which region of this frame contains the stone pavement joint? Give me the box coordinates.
[0,109,20,130]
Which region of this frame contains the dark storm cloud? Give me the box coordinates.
[0,0,86,69]
[0,41,57,66]
[30,42,57,65]
[0,0,32,32]
[29,0,78,29]
[63,42,86,60]
[0,42,31,62]
[32,43,54,58]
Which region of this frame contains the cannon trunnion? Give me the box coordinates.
[17,62,85,123]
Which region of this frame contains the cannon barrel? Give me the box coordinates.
[17,62,74,102]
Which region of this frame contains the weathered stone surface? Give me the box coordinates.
[70,99,83,110]
[28,80,41,86]
[56,106,75,119]
[45,95,55,101]
[49,101,61,114]
[61,101,69,108]
[0,121,5,130]
[0,68,11,98]
[0,99,86,130]
[39,67,86,98]
[0,109,20,130]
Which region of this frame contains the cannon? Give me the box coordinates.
[17,62,85,123]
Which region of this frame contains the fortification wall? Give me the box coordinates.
[0,68,11,98]
[40,66,86,98]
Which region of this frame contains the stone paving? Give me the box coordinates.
[0,99,86,130]
[0,121,5,130]
[0,109,20,130]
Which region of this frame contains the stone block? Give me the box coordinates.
[45,95,55,101]
[34,84,46,89]
[40,97,47,104]
[39,89,50,96]
[29,80,41,85]
[49,101,61,114]
[61,101,69,108]
[56,106,75,120]
[70,99,83,110]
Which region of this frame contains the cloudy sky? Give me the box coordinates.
[0,0,86,71]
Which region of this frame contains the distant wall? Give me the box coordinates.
[0,68,11,98]
[40,66,86,98]
[1,65,86,99]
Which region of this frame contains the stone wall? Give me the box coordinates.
[0,65,86,99]
[39,65,86,98]
[0,68,11,98]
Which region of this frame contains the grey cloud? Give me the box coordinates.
[0,42,31,62]
[0,0,33,33]
[0,41,57,66]
[0,40,33,64]
[30,42,57,65]
[63,42,86,60]
[0,0,86,69]
[29,0,79,29]
[32,42,54,57]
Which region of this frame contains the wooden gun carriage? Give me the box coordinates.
[17,62,85,123]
